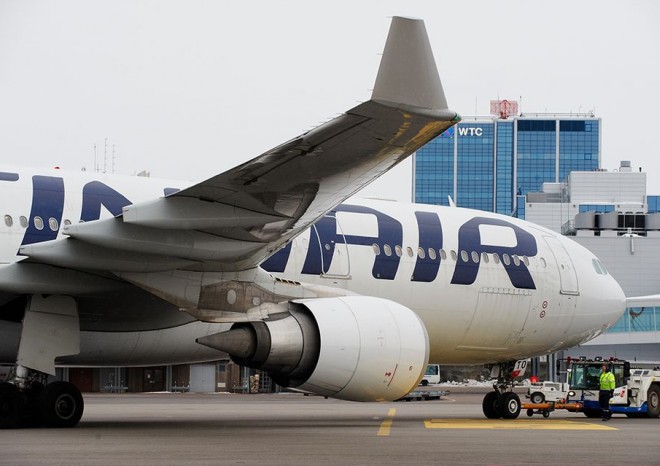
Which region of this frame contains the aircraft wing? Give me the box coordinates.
[18,17,459,274]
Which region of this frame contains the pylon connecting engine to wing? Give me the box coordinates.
[197,296,430,402]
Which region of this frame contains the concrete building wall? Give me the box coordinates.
[569,171,646,204]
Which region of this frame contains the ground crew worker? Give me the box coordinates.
[599,363,616,421]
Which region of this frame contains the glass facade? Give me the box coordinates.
[608,306,660,333]
[414,127,455,206]
[414,117,601,214]
[495,122,514,214]
[456,123,494,211]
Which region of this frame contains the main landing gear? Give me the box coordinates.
[0,368,84,429]
[1,294,83,429]
[481,361,525,420]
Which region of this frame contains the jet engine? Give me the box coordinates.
[197,296,430,402]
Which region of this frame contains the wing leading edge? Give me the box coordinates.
[19,17,460,274]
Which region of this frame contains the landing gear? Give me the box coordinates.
[481,361,525,420]
[482,388,522,419]
[0,369,84,429]
[0,294,83,429]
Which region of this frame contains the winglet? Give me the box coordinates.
[372,17,448,111]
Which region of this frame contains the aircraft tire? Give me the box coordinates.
[482,391,500,419]
[20,382,45,428]
[38,381,84,428]
[647,384,660,418]
[0,382,23,429]
[501,392,521,419]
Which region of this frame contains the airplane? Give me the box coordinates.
[0,17,625,428]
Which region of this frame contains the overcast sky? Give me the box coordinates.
[1,0,659,200]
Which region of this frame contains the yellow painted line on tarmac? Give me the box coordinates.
[377,408,397,436]
[424,419,618,431]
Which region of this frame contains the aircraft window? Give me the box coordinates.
[63,219,71,226]
[372,244,381,255]
[395,245,402,257]
[440,249,447,260]
[4,215,12,227]
[513,255,521,266]
[540,257,547,268]
[481,252,489,263]
[471,251,479,263]
[428,248,436,260]
[324,243,331,251]
[384,244,392,256]
[460,250,468,262]
[49,218,59,231]
[417,247,426,259]
[450,250,457,261]
[34,216,44,230]
[493,253,500,264]
[523,256,529,267]
[592,258,608,275]
[19,216,28,228]
[406,246,414,257]
[503,254,511,265]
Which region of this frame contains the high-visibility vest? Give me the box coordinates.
[599,371,615,390]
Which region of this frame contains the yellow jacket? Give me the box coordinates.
[599,371,616,390]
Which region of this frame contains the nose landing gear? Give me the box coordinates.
[481,360,526,420]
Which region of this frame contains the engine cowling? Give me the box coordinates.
[197,296,430,402]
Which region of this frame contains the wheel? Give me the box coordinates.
[647,384,660,418]
[38,381,84,428]
[583,408,601,418]
[20,382,45,428]
[501,392,521,419]
[526,409,533,417]
[421,379,429,387]
[0,382,23,429]
[530,392,545,404]
[482,391,500,419]
[542,410,550,418]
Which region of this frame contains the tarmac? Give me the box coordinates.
[1,388,658,465]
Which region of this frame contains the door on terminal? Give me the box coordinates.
[143,367,165,391]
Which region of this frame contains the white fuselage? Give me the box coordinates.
[0,166,626,366]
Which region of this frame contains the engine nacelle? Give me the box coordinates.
[197,296,430,402]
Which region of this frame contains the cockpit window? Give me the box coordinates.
[592,258,608,275]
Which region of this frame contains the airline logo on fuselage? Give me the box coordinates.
[263,205,538,289]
